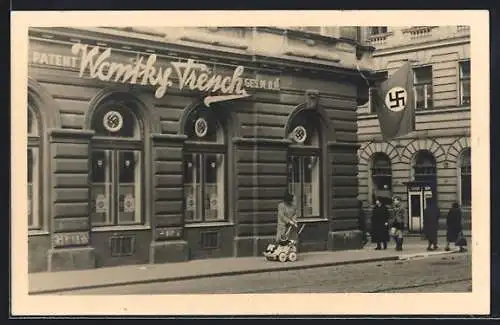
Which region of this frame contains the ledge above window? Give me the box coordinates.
[184,222,234,228]
[92,224,151,232]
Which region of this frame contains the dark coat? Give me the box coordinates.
[446,207,463,243]
[371,204,390,242]
[423,205,440,242]
[358,207,366,232]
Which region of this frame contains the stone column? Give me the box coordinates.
[149,134,189,263]
[47,129,96,271]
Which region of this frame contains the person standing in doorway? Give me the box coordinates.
[446,202,467,252]
[371,197,390,250]
[390,196,406,251]
[423,200,440,251]
[357,200,368,247]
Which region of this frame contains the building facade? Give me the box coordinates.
[27,26,375,272]
[356,26,471,233]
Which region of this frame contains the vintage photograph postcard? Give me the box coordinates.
[11,10,490,316]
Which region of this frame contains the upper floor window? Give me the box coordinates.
[413,66,433,110]
[90,99,144,227]
[27,104,41,230]
[413,150,437,186]
[369,27,388,35]
[459,60,471,106]
[370,153,392,204]
[287,110,322,218]
[183,107,226,223]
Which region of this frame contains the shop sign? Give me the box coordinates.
[52,232,89,247]
[31,43,281,106]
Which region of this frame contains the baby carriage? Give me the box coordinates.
[263,222,306,262]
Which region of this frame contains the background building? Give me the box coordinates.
[27,26,375,272]
[356,26,471,233]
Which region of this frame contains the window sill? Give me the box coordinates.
[184,222,234,228]
[297,217,328,223]
[91,225,151,232]
[28,230,50,236]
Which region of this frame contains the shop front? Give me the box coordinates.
[27,27,372,272]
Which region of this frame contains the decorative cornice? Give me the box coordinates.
[29,27,371,79]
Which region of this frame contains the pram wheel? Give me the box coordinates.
[278,252,288,263]
[288,252,297,262]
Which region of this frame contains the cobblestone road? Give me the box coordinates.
[62,252,471,294]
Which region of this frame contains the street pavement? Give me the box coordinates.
[29,236,471,295]
[60,253,472,294]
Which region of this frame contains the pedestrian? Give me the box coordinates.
[445,202,467,252]
[390,196,406,251]
[275,190,298,243]
[357,200,368,247]
[423,200,440,251]
[371,197,389,250]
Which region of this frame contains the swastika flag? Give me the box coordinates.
[373,61,415,140]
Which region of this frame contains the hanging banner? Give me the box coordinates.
[31,43,281,106]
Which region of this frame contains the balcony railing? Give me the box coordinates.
[402,26,436,40]
[367,33,391,46]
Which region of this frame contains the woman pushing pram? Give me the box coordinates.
[263,191,305,262]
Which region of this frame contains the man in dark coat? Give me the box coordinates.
[446,202,466,252]
[371,197,389,250]
[423,200,440,251]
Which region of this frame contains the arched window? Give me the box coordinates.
[183,107,226,222]
[90,98,144,226]
[27,104,41,230]
[413,150,437,189]
[287,110,322,218]
[459,148,471,207]
[370,153,392,204]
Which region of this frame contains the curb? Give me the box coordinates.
[29,249,468,295]
[29,255,401,295]
[397,249,460,261]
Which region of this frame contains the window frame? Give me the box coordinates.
[183,142,227,223]
[458,60,471,106]
[369,26,388,35]
[90,103,145,228]
[413,65,433,110]
[28,105,42,231]
[287,146,322,219]
[286,110,324,220]
[182,110,228,224]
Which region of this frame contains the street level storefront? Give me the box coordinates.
[27,27,374,272]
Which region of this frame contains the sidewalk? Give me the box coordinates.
[29,237,468,295]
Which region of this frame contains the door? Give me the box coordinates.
[408,191,423,232]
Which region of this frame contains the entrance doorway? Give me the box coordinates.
[406,183,433,233]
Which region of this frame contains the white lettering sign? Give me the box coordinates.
[31,43,280,106]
